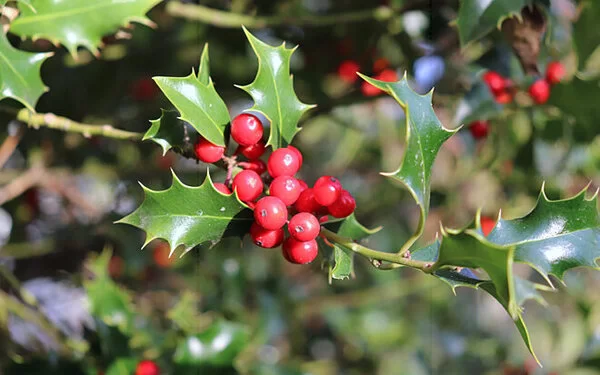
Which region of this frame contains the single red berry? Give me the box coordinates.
[361,80,382,97]
[282,238,318,264]
[295,188,324,213]
[231,113,263,146]
[287,145,303,167]
[313,176,342,206]
[232,170,263,202]
[337,60,360,83]
[269,176,302,206]
[194,137,225,163]
[480,215,496,236]
[250,222,284,248]
[373,57,390,73]
[327,189,356,218]
[267,147,301,178]
[130,78,159,101]
[376,68,398,82]
[254,196,288,230]
[297,179,309,192]
[239,160,267,175]
[469,120,490,140]
[319,215,329,223]
[135,360,160,375]
[545,61,565,85]
[494,90,514,104]
[213,183,232,195]
[239,140,266,160]
[528,79,551,104]
[288,213,320,241]
[483,71,506,94]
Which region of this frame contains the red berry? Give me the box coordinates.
[337,60,360,83]
[494,90,514,104]
[297,179,309,192]
[239,160,267,175]
[327,189,356,218]
[135,360,159,375]
[250,222,284,248]
[295,188,324,213]
[373,57,390,73]
[232,170,263,202]
[231,113,263,146]
[469,120,490,140]
[267,147,301,177]
[313,176,342,206]
[483,71,506,94]
[287,145,303,167]
[546,61,565,85]
[288,213,320,241]
[254,196,288,230]
[213,183,232,195]
[130,78,159,101]
[194,137,225,163]
[319,215,329,223]
[480,215,496,236]
[282,238,318,264]
[269,176,302,206]
[528,79,551,104]
[239,140,266,160]
[361,80,382,97]
[376,68,398,82]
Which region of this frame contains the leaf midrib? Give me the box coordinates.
[0,49,29,92]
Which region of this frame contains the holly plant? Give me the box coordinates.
[1,0,600,374]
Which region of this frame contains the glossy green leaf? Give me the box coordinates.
[197,43,211,85]
[116,171,254,254]
[143,109,186,156]
[105,358,138,375]
[325,214,382,280]
[237,27,314,149]
[174,320,250,366]
[154,71,230,147]
[456,0,533,46]
[10,0,160,57]
[358,73,456,246]
[84,250,135,334]
[573,0,600,68]
[547,77,600,141]
[0,32,50,111]
[488,186,600,285]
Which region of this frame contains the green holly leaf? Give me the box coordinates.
[0,32,50,111]
[154,69,230,147]
[237,27,314,149]
[358,73,457,247]
[9,0,160,58]
[489,186,600,285]
[324,214,382,280]
[573,0,600,68]
[174,320,250,367]
[547,77,600,141]
[455,0,534,46]
[116,171,254,254]
[144,45,212,154]
[84,249,135,334]
[143,109,186,156]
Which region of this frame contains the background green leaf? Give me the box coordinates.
[143,109,186,156]
[237,28,314,149]
[456,0,533,46]
[573,0,600,68]
[9,0,160,57]
[116,171,254,253]
[0,33,50,111]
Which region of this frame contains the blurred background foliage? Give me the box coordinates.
[0,0,600,374]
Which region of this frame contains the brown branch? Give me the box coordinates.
[0,165,43,206]
[0,122,24,169]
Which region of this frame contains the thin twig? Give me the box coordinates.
[0,165,43,206]
[16,109,143,141]
[165,0,440,28]
[0,122,25,168]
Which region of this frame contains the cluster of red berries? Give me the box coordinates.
[193,113,356,264]
[483,61,565,105]
[337,58,399,97]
